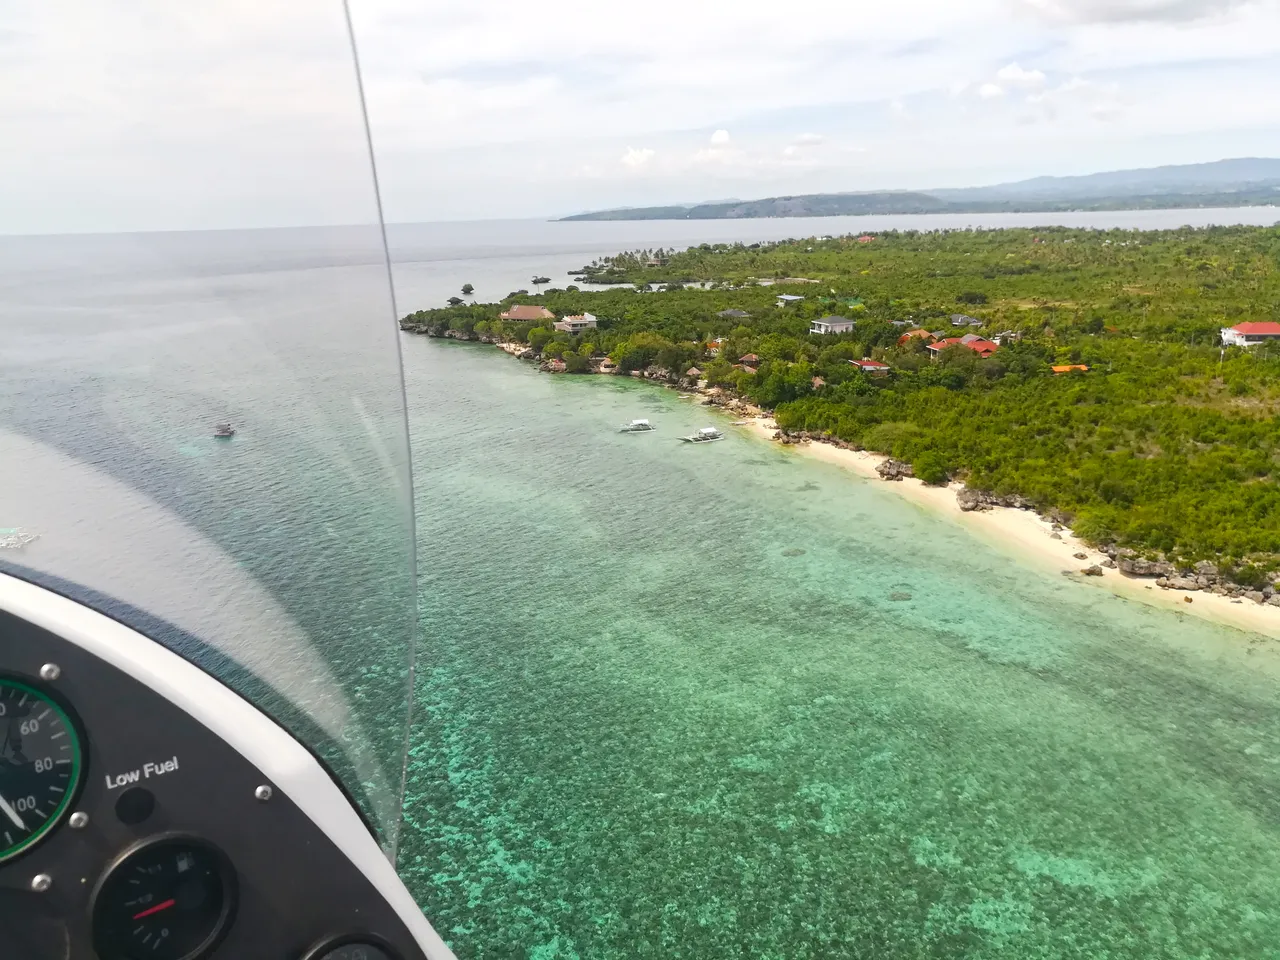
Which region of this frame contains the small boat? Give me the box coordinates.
[677,394,692,399]
[620,419,655,433]
[213,422,236,438]
[730,420,749,426]
[681,427,724,443]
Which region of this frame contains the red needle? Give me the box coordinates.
[132,899,176,920]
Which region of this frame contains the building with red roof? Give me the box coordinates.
[1222,322,1280,347]
[848,358,891,375]
[927,336,999,360]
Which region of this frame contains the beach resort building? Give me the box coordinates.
[810,316,855,335]
[1221,322,1280,346]
[950,314,982,327]
[499,304,555,322]
[848,358,891,375]
[554,312,598,333]
[776,294,805,307]
[1052,364,1090,375]
[927,334,999,360]
[898,329,936,346]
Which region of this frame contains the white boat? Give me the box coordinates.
[681,426,724,443]
[620,419,655,433]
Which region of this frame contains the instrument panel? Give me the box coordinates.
[0,587,439,960]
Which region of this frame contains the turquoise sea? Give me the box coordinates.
[2,220,1279,958]
[399,338,1280,960]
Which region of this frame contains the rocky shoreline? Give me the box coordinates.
[413,328,1280,610]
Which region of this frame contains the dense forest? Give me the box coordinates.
[402,225,1280,575]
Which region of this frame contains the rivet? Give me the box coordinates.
[254,785,273,802]
[69,812,89,830]
[39,664,61,682]
[31,874,52,893]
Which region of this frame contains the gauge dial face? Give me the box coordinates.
[93,838,236,960]
[311,944,395,960]
[0,676,84,863]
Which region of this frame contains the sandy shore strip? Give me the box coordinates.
[736,417,1280,641]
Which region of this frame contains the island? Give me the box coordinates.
[558,158,1280,220]
[402,223,1280,604]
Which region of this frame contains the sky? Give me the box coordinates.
[2,0,1280,232]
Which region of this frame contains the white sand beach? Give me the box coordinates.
[738,417,1280,641]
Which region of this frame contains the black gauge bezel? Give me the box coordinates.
[89,833,238,960]
[0,670,89,864]
[300,932,403,960]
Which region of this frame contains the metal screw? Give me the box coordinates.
[39,663,61,682]
[31,874,52,893]
[69,812,89,830]
[253,785,273,802]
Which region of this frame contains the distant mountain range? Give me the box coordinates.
[558,158,1280,221]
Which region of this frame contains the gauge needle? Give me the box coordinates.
[133,899,176,920]
[0,793,25,830]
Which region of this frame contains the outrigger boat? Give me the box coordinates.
[680,426,724,443]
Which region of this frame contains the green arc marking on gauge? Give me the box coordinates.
[0,677,85,863]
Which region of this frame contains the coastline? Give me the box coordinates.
[451,335,1280,643]
[733,417,1280,643]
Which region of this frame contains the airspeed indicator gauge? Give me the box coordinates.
[0,676,84,863]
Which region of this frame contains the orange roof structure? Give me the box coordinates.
[1051,364,1090,374]
[927,336,999,359]
[898,329,935,345]
[499,304,555,321]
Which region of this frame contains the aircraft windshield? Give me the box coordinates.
[0,7,416,854]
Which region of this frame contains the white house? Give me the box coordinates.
[810,316,855,335]
[776,294,805,307]
[1221,322,1280,346]
[555,312,598,334]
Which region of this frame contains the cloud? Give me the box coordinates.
[792,132,826,146]
[996,62,1047,88]
[3,0,1280,228]
[620,146,656,168]
[709,129,731,145]
[1016,0,1250,22]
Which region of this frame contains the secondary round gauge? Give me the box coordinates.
[0,675,84,863]
[304,938,397,960]
[92,837,236,960]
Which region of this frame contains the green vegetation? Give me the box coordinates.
[402,225,1280,571]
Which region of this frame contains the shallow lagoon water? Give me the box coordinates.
[4,223,1278,959]
[401,339,1280,959]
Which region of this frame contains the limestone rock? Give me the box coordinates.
[876,459,914,481]
[1118,558,1176,578]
